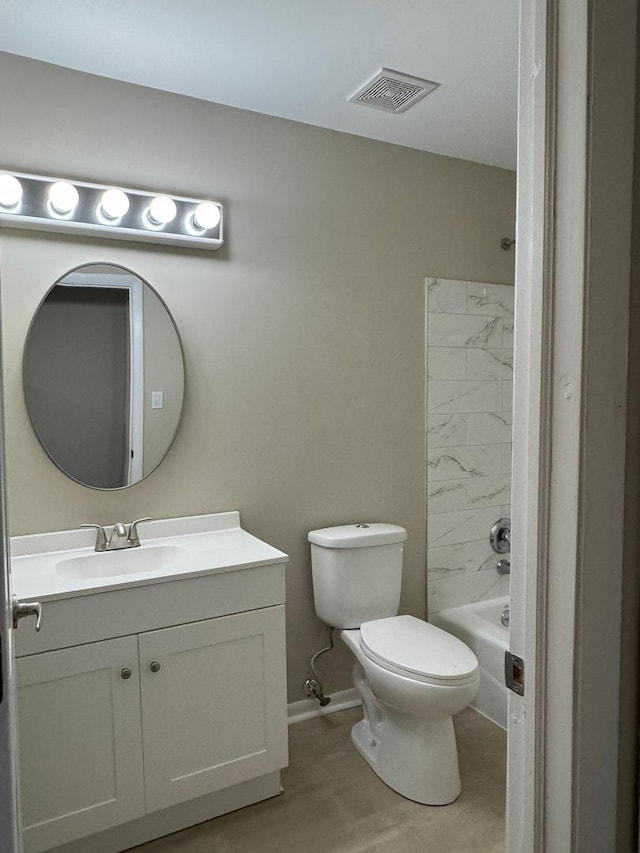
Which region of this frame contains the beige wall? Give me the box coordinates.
[0,53,515,700]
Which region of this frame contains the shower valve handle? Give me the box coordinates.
[490,518,511,554]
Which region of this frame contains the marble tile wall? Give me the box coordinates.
[426,278,513,615]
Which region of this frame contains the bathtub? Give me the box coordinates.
[431,596,509,729]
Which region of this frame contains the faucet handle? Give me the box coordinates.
[489,517,511,555]
[127,517,152,547]
[81,523,108,552]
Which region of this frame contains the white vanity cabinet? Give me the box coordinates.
[17,637,145,853]
[139,607,287,813]
[17,606,287,853]
[12,513,289,853]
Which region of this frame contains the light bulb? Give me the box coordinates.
[100,188,130,220]
[147,196,177,226]
[0,175,23,209]
[49,181,79,215]
[192,201,221,231]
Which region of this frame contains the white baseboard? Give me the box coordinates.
[287,687,361,725]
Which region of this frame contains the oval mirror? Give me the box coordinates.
[23,263,185,489]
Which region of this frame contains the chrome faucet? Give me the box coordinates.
[107,522,130,550]
[82,518,152,552]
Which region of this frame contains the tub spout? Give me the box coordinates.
[497,558,511,575]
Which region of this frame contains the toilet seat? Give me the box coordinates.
[360,615,479,687]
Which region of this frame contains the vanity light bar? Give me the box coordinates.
[0,171,224,250]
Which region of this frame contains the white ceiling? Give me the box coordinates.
[0,0,518,170]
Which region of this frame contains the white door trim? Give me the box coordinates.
[509,0,637,850]
[0,312,22,850]
[60,272,145,484]
[505,0,551,845]
[127,280,144,483]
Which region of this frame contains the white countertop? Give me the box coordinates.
[11,512,288,603]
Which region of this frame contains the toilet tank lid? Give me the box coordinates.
[308,523,407,548]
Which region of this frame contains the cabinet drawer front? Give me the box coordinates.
[17,636,145,852]
[139,605,288,812]
[15,564,286,658]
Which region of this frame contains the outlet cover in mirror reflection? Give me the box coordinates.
[23,263,185,489]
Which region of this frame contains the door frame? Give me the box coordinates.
[0,297,22,850]
[508,0,638,850]
[0,1,636,850]
[60,272,145,484]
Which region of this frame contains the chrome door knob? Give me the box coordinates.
[149,661,161,673]
[120,668,132,680]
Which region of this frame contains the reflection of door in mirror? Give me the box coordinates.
[24,262,184,490]
[24,271,144,489]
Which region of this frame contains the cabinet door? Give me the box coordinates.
[140,605,288,812]
[17,636,145,853]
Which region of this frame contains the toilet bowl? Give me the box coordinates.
[341,616,479,805]
[308,523,480,805]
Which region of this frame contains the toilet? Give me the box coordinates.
[308,522,479,805]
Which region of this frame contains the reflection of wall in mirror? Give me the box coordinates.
[24,286,130,488]
[142,287,183,476]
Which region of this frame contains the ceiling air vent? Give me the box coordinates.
[348,68,440,114]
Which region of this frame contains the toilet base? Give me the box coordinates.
[348,658,463,806]
[350,709,462,805]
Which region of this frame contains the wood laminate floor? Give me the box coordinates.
[131,707,506,853]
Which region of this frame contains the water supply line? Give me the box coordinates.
[303,627,335,706]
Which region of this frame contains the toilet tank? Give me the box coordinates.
[308,523,407,629]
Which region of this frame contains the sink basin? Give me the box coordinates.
[10,512,290,602]
[56,544,189,580]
